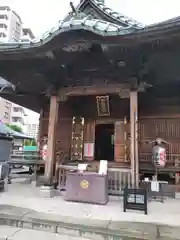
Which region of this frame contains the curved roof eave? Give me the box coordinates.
[0,13,180,54]
[0,18,136,52]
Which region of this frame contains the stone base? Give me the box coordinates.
[40,186,55,198]
[0,180,4,192]
[36,176,50,186]
[4,178,8,192]
[31,181,37,187]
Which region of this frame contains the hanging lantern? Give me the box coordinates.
[152,143,167,167]
[41,144,47,161]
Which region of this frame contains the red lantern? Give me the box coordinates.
[152,145,167,167]
[41,144,47,161]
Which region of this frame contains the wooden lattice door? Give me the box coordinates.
[83,120,95,160]
[71,116,84,160]
[114,120,130,163]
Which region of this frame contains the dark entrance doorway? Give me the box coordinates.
[95,124,114,161]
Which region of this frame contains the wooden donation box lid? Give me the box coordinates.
[65,172,109,204]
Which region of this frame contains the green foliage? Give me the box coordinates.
[24,139,37,146]
[6,124,23,133]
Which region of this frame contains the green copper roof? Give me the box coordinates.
[0,0,145,51]
[0,17,137,51]
[84,0,144,29]
[0,0,178,52]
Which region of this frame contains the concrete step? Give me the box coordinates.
[0,226,91,240]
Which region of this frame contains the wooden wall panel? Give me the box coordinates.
[139,118,180,163]
[39,100,73,156]
[114,121,130,163]
[56,118,72,155]
[84,120,95,143]
[139,118,180,141]
[39,89,180,166]
[72,95,129,119]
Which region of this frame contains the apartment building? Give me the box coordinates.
[0,97,12,124]
[0,77,13,124]
[25,110,39,139]
[10,103,27,131]
[0,6,22,42]
[21,28,35,42]
[26,123,39,139]
[0,5,37,131]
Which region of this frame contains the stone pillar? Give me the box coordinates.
[45,96,59,182]
[130,91,139,188]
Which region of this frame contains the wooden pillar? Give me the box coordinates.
[130,91,139,188]
[45,96,59,181]
[37,108,43,150]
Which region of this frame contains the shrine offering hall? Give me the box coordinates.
[1,0,180,190]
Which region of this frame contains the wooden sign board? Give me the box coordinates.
[98,160,108,175]
[123,187,148,215]
[96,95,110,116]
[84,143,94,158]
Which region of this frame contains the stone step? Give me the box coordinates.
[0,226,90,240]
[0,205,178,240]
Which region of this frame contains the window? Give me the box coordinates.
[0,15,8,20]
[16,21,20,29]
[0,7,10,11]
[4,112,9,119]
[0,32,6,38]
[0,24,7,29]
[5,100,11,105]
[13,107,20,112]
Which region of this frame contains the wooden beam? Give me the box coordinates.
[45,95,59,181]
[58,84,131,97]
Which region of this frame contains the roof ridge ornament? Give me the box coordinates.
[70,1,77,15]
[69,1,90,20]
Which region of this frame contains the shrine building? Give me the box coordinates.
[0,0,180,191]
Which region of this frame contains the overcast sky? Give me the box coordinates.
[1,0,180,37]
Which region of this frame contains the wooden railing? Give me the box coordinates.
[58,164,132,195]
[108,168,132,195]
[55,151,69,186]
[9,150,45,182]
[11,150,42,161]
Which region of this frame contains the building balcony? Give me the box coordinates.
[11,116,25,125]
[11,110,26,119]
[0,18,8,25]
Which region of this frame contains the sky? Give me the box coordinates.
[1,0,180,37]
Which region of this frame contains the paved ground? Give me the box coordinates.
[1,179,180,227]
[0,178,180,239]
[0,226,91,240]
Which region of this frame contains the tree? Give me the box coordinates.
[6,124,23,133]
[24,139,37,146]
[31,138,37,146]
